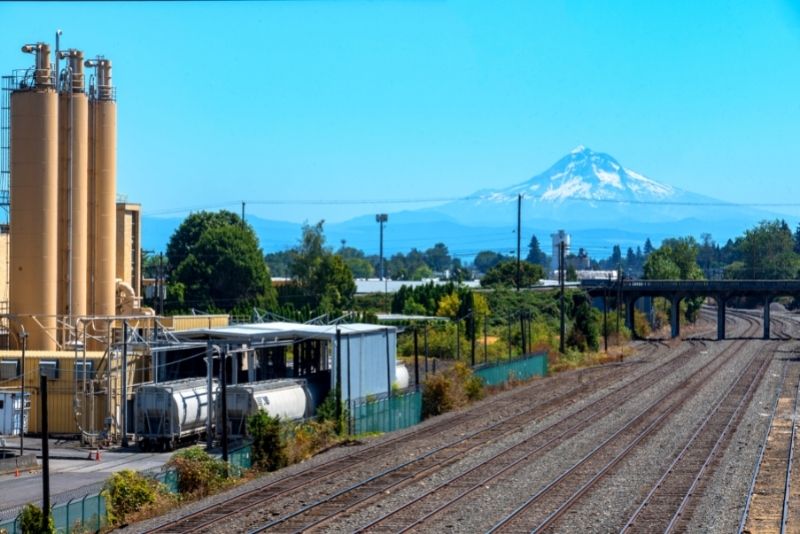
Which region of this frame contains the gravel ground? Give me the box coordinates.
[125,310,791,534]
[124,353,642,533]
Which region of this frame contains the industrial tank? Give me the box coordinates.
[86,58,116,322]
[57,49,88,330]
[9,43,59,351]
[395,364,409,390]
[216,379,317,439]
[134,378,217,451]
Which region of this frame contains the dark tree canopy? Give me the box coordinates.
[480,260,545,288]
[473,251,507,273]
[288,221,356,313]
[166,210,276,314]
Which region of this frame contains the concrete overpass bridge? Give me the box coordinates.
[581,280,800,340]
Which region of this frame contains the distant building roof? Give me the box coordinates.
[376,313,449,322]
[356,278,481,294]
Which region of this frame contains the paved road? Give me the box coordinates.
[0,438,173,519]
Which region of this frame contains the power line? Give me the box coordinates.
[142,194,800,217]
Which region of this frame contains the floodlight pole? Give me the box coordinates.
[376,214,388,281]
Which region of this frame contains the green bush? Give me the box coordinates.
[421,372,454,419]
[315,387,348,434]
[167,447,230,497]
[103,469,160,526]
[18,503,54,534]
[422,362,483,418]
[248,411,287,472]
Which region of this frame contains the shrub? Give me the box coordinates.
[421,362,483,418]
[248,411,287,472]
[283,420,339,464]
[18,503,54,534]
[315,387,348,434]
[167,447,229,497]
[103,469,160,526]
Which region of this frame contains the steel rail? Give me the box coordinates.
[487,326,765,533]
[357,320,757,534]
[780,358,800,534]
[144,350,634,533]
[737,362,788,534]
[621,344,774,531]
[248,340,701,534]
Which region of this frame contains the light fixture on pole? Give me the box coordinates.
[375,214,388,281]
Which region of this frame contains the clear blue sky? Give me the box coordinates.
[2,1,800,223]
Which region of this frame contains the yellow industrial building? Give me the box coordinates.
[0,40,230,441]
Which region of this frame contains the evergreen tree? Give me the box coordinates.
[526,235,547,266]
[643,238,654,256]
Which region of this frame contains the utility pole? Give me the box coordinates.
[559,241,566,353]
[516,194,522,291]
[158,252,165,316]
[241,201,246,229]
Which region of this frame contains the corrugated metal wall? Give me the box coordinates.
[337,330,397,401]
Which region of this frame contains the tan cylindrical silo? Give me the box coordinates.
[86,59,116,328]
[10,43,58,351]
[57,50,88,338]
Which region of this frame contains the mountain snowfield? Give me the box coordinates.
[142,147,784,256]
[481,145,675,204]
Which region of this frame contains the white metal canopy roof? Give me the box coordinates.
[170,321,396,343]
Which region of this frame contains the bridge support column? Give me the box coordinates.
[670,294,681,339]
[764,295,772,340]
[624,297,635,336]
[716,296,726,341]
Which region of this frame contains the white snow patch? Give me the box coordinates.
[541,177,592,201]
[593,165,623,189]
[624,168,673,196]
[571,145,587,154]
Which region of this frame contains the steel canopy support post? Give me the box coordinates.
[220,347,228,468]
[413,327,419,390]
[206,339,213,449]
[121,321,129,447]
[670,295,681,339]
[335,329,342,435]
[41,373,50,531]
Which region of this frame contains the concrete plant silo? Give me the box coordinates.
[9,43,59,350]
[85,58,116,325]
[57,49,88,336]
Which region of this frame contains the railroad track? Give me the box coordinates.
[365,316,764,532]
[145,339,678,533]
[241,316,754,532]
[146,309,753,534]
[740,348,800,533]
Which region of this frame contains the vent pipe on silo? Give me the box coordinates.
[84,57,117,343]
[10,42,59,350]
[21,42,53,87]
[56,49,88,341]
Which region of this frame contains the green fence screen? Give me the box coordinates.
[0,491,107,534]
[351,389,422,435]
[474,352,548,387]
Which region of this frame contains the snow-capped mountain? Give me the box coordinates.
[492,145,674,202]
[143,146,784,257]
[433,145,763,229]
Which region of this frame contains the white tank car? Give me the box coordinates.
[134,378,217,451]
[395,364,410,389]
[217,379,317,439]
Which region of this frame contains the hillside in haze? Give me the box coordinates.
[142,147,785,260]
